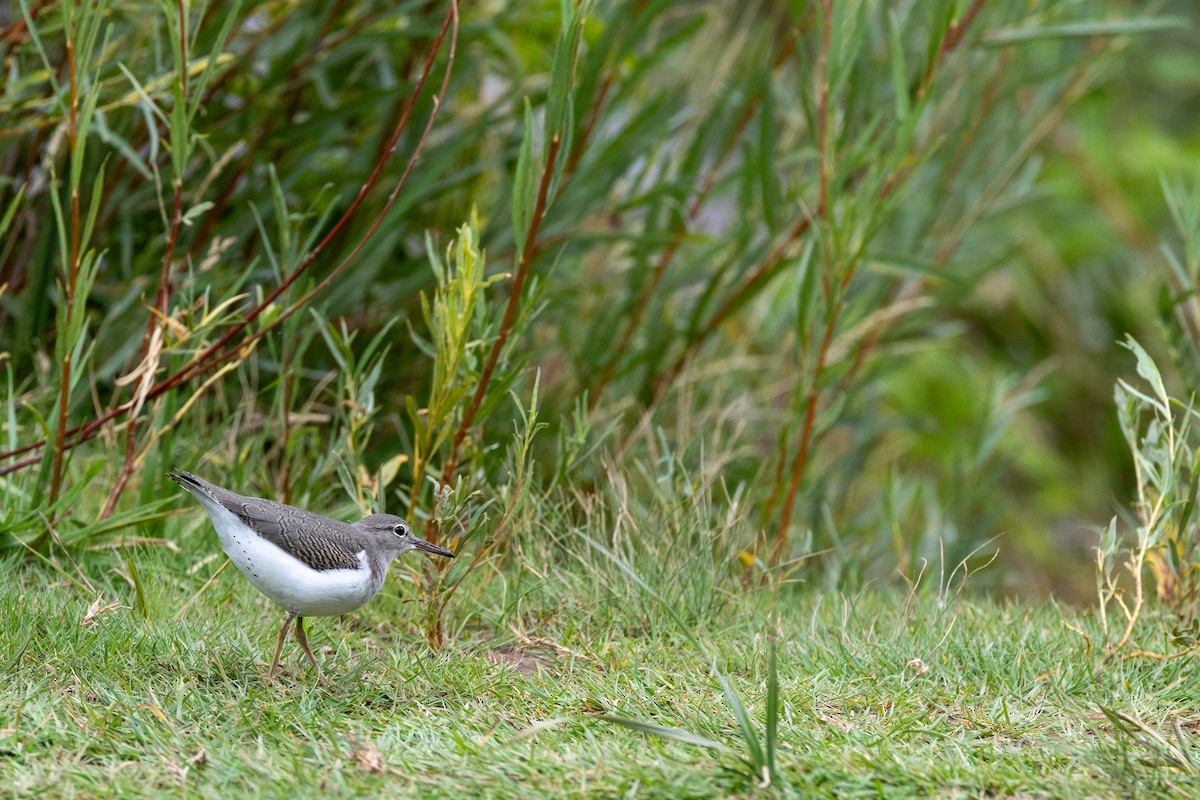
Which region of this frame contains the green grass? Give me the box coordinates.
[3,537,1198,798]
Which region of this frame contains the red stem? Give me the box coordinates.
[770,311,836,565]
[102,2,190,518]
[437,134,562,503]
[917,0,987,102]
[768,0,990,562]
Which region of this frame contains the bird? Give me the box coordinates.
[167,469,454,679]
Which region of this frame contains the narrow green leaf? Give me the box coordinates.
[1121,336,1170,411]
[888,10,911,120]
[80,165,107,252]
[765,637,779,779]
[512,101,536,254]
[0,184,27,238]
[984,17,1187,45]
[182,201,214,227]
[601,715,732,752]
[714,664,765,770]
[792,240,818,342]
[188,0,244,121]
[125,548,148,617]
[757,69,780,230]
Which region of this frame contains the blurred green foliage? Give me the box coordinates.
[0,0,1197,602]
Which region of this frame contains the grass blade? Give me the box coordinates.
[601,715,732,753]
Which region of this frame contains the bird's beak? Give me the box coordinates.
[412,536,455,558]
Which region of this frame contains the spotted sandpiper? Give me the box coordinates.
[168,469,454,679]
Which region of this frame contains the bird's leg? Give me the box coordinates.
[269,611,295,679]
[294,616,323,678]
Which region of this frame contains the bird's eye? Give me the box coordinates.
[393,523,409,537]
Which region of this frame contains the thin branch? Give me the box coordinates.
[916,0,987,102]
[770,309,835,565]
[103,0,189,519]
[438,134,562,497]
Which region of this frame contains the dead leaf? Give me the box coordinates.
[114,324,163,420]
[488,644,546,675]
[906,658,929,676]
[81,595,127,627]
[353,741,385,774]
[508,623,590,661]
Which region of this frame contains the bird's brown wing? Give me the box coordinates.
[170,470,363,571]
[228,498,364,572]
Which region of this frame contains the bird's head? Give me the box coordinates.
[353,514,455,560]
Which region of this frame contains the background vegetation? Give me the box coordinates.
[3,0,1200,795]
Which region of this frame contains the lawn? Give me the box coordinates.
[4,538,1197,798]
